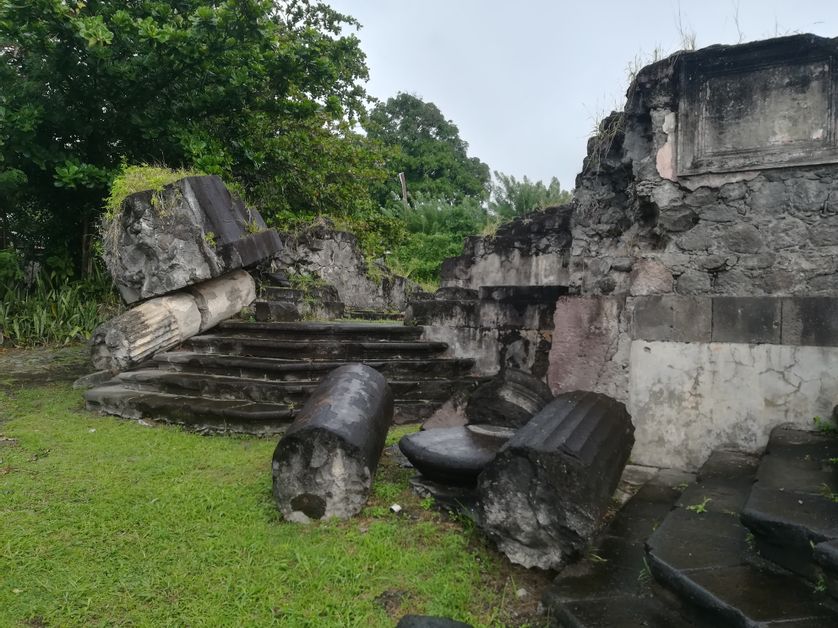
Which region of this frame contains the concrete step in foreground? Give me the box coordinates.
[646,449,837,627]
[84,385,294,435]
[740,425,838,584]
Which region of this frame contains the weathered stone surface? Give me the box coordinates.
[188,270,256,330]
[90,271,256,371]
[464,368,553,429]
[629,295,712,342]
[781,297,838,346]
[547,296,623,395]
[543,472,700,628]
[104,175,281,304]
[628,259,673,296]
[91,293,201,371]
[413,284,563,378]
[741,426,838,580]
[274,222,417,310]
[398,425,512,486]
[272,363,393,522]
[646,446,835,627]
[475,391,634,569]
[711,296,781,344]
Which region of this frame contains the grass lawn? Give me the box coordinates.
[0,382,547,627]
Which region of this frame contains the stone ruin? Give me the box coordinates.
[80,33,838,627]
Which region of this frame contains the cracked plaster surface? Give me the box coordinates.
[628,340,838,470]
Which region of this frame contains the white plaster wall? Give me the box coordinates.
[629,340,838,470]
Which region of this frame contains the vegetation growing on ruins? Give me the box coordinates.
[0,0,572,344]
[0,384,544,626]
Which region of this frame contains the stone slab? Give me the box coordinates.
[398,426,508,486]
[629,295,712,343]
[782,297,838,347]
[711,297,782,344]
[547,296,623,394]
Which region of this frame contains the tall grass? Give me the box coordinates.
[0,267,121,348]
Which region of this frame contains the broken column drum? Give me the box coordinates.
[272,363,394,522]
[476,390,634,570]
[90,270,256,372]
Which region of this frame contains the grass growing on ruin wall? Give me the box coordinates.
[0,384,545,627]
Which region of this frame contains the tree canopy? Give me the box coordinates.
[0,0,373,263]
[365,92,491,206]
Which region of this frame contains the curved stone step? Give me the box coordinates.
[740,426,838,582]
[646,450,836,627]
[111,369,479,403]
[181,335,448,361]
[152,352,475,381]
[85,385,294,435]
[217,320,423,342]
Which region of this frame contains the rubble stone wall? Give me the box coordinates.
[275,223,416,311]
[549,34,838,469]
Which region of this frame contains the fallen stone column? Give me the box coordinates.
[272,363,393,522]
[188,269,256,330]
[90,270,256,371]
[476,390,634,569]
[465,368,554,428]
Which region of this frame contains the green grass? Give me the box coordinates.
[0,385,522,627]
[105,164,205,219]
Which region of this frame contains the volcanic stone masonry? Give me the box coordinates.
[418,34,838,471]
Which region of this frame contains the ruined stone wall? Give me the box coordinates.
[571,36,838,299]
[440,204,572,289]
[274,222,417,311]
[549,34,838,469]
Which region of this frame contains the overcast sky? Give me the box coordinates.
[328,1,838,191]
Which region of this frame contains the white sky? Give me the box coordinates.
[328,0,838,191]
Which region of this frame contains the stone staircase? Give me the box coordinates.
[544,425,838,627]
[85,320,479,434]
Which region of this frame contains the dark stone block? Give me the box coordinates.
[742,485,838,579]
[105,175,282,303]
[711,297,781,344]
[465,369,553,429]
[781,297,838,347]
[398,426,512,486]
[433,287,478,301]
[218,227,283,269]
[544,595,698,628]
[647,509,747,571]
[655,564,835,625]
[630,295,712,342]
[272,363,393,521]
[476,390,634,569]
[477,285,568,304]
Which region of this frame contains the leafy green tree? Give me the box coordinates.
[365,93,490,206]
[490,172,572,219]
[389,196,489,287]
[0,0,373,268]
